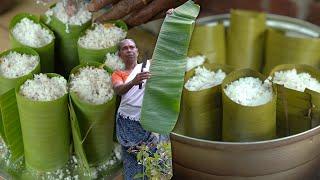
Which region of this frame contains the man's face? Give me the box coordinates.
[119,40,138,63]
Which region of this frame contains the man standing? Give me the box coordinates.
[112,39,157,179]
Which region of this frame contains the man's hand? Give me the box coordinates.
[65,0,79,16]
[166,8,174,16]
[87,0,191,27]
[131,71,151,85]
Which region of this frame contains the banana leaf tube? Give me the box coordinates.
[141,0,200,134]
[69,62,116,166]
[0,89,24,161]
[188,22,226,64]
[9,13,55,73]
[16,73,70,171]
[263,29,320,74]
[177,55,207,135]
[77,21,127,64]
[227,10,266,71]
[68,100,91,177]
[175,55,206,135]
[222,69,277,142]
[0,47,40,151]
[0,47,41,96]
[269,64,320,137]
[40,3,92,77]
[183,63,233,140]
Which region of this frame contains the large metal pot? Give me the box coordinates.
[170,14,320,180]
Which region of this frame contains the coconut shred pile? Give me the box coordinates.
[224,77,273,106]
[20,74,67,101]
[12,18,54,48]
[91,144,122,179]
[272,69,320,93]
[28,155,79,180]
[184,66,226,91]
[69,66,114,105]
[185,55,206,72]
[0,52,39,78]
[26,143,122,180]
[45,2,92,26]
[78,24,127,49]
[104,52,125,71]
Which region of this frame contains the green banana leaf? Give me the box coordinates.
[78,20,127,64]
[0,47,41,95]
[188,22,226,64]
[227,10,266,71]
[178,62,205,135]
[309,89,320,130]
[69,62,116,166]
[0,47,40,143]
[263,29,320,74]
[221,69,277,142]
[40,4,92,77]
[0,47,40,158]
[16,73,70,171]
[0,89,24,161]
[0,109,4,144]
[9,13,55,73]
[141,0,200,134]
[269,64,320,137]
[183,63,233,140]
[172,112,186,135]
[68,100,91,178]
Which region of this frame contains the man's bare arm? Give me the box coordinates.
[113,71,150,95]
[113,81,135,95]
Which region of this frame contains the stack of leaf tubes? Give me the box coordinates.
[0,5,127,178]
[142,8,320,142]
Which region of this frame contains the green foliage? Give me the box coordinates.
[134,142,172,180]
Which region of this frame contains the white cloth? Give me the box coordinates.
[117,60,150,121]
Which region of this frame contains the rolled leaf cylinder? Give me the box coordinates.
[69,62,116,166]
[0,47,40,146]
[269,64,320,137]
[68,100,91,177]
[221,69,277,142]
[188,22,226,64]
[227,10,266,71]
[9,13,55,73]
[0,47,41,95]
[0,89,24,161]
[263,29,320,74]
[183,63,233,140]
[78,20,127,64]
[16,73,70,171]
[40,4,92,77]
[308,89,320,130]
